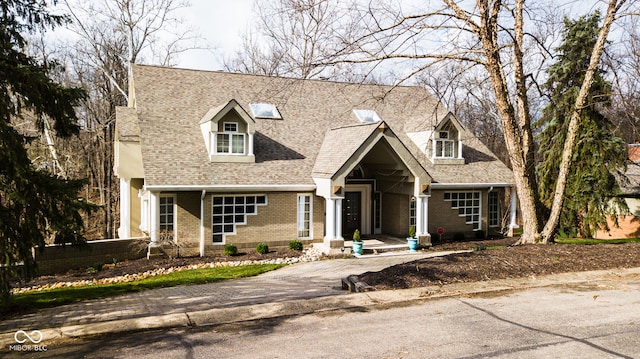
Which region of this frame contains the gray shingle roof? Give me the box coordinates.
[312,122,381,178]
[127,64,512,187]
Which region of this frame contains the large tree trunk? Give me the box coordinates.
[477,0,543,243]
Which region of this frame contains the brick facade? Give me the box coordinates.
[428,189,506,240]
[381,192,411,237]
[166,192,325,255]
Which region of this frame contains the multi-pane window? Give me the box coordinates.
[374,192,382,234]
[488,191,500,227]
[297,194,312,238]
[212,195,267,243]
[435,139,454,158]
[215,122,245,154]
[444,192,481,230]
[159,195,175,240]
[409,198,416,228]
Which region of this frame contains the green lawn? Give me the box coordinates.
[6,263,284,315]
[556,238,640,245]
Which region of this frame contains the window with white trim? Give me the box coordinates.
[374,191,382,234]
[297,194,312,238]
[409,198,416,228]
[488,191,500,227]
[444,192,481,230]
[215,122,245,155]
[435,139,455,158]
[159,195,176,241]
[212,195,267,243]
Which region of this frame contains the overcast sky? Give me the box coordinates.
[176,0,254,71]
[171,0,610,72]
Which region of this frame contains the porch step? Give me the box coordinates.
[347,237,415,256]
[362,243,408,254]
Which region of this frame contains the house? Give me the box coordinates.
[594,144,640,239]
[114,64,517,256]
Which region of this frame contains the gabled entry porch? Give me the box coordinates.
[312,121,432,254]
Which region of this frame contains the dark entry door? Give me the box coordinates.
[343,192,361,238]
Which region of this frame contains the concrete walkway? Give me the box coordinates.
[2,250,639,348]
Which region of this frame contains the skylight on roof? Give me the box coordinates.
[353,109,382,123]
[250,103,282,119]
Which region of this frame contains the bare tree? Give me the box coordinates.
[224,0,367,80]
[40,0,205,239]
[608,15,640,143]
[326,0,633,244]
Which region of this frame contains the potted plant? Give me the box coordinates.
[407,226,418,252]
[352,229,363,256]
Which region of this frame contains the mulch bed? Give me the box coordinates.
[16,239,640,292]
[360,239,640,290]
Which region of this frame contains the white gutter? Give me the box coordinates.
[430,182,514,189]
[144,184,316,192]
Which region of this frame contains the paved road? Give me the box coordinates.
[14,274,640,358]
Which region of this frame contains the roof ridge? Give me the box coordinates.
[131,63,425,90]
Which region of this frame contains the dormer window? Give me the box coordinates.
[435,139,454,158]
[250,103,282,119]
[434,131,454,158]
[354,109,382,123]
[215,122,245,155]
[200,100,256,163]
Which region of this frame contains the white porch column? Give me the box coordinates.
[323,197,345,254]
[149,191,160,243]
[416,196,430,236]
[509,187,519,234]
[118,178,131,239]
[335,198,344,240]
[324,197,336,241]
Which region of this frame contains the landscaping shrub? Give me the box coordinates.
[474,230,486,239]
[256,242,269,254]
[224,243,238,256]
[289,240,303,251]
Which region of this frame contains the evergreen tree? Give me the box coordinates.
[536,11,627,238]
[0,0,95,307]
